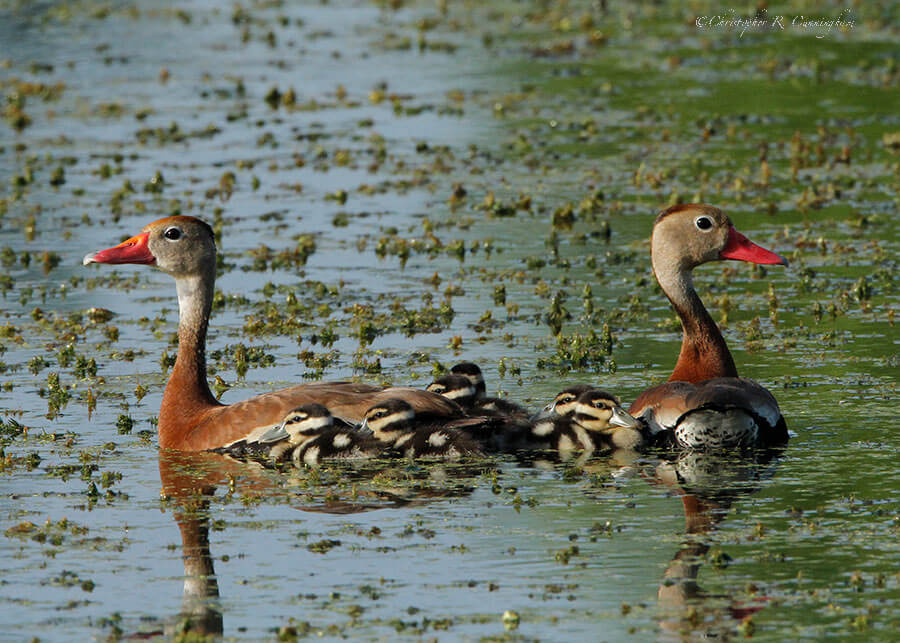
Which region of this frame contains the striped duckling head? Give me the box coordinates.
[361,398,416,445]
[277,403,334,440]
[426,374,478,409]
[545,384,596,417]
[449,361,486,398]
[572,390,641,434]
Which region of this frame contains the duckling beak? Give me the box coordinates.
[530,403,555,423]
[256,424,289,444]
[357,418,373,437]
[83,232,155,266]
[609,405,641,429]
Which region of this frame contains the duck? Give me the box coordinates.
[628,204,789,450]
[216,403,381,467]
[270,404,384,468]
[571,389,645,452]
[510,388,639,454]
[83,216,463,450]
[449,362,531,421]
[532,383,596,420]
[425,373,526,450]
[360,398,484,459]
[425,374,479,408]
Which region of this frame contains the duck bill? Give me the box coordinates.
[256,424,289,444]
[83,232,155,266]
[720,227,788,266]
[609,405,641,429]
[357,418,373,437]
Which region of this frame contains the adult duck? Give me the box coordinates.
[83,216,461,451]
[629,204,789,450]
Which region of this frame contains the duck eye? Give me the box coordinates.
[164,227,182,240]
[695,216,713,231]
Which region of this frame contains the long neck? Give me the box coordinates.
[654,260,737,383]
[159,270,221,447]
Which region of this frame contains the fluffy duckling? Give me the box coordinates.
[449,362,530,421]
[571,390,645,452]
[533,383,596,420]
[218,403,383,467]
[514,389,641,454]
[361,398,484,460]
[268,404,383,467]
[426,373,526,450]
[426,374,479,408]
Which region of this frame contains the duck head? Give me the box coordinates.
[83,215,216,278]
[573,390,641,433]
[426,374,477,408]
[651,204,787,273]
[360,398,416,444]
[449,362,486,397]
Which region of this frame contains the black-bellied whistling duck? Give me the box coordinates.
[83,216,462,451]
[508,388,638,453]
[572,389,645,451]
[360,398,485,459]
[254,403,384,467]
[426,374,478,408]
[629,204,789,449]
[534,383,595,420]
[449,361,530,421]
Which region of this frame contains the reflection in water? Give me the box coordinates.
[157,451,259,638]
[153,451,484,637]
[653,448,784,637]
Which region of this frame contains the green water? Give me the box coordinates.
[0,0,897,639]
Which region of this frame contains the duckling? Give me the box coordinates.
[361,398,484,460]
[426,374,521,450]
[290,425,384,468]
[426,374,479,409]
[571,390,645,453]
[504,384,594,450]
[449,362,530,421]
[532,383,596,421]
[512,389,640,454]
[219,403,383,465]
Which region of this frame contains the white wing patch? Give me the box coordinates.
[428,432,449,447]
[332,433,352,448]
[531,420,554,437]
[302,445,321,466]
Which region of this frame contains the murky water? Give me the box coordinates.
[1,0,897,639]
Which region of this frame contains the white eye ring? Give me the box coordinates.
[164,226,183,240]
[694,216,713,231]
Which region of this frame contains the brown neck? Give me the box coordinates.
[159,272,221,448]
[654,261,737,383]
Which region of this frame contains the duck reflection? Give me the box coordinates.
[153,450,485,638]
[654,446,785,637]
[158,450,266,638]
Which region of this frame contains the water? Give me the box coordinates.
[0,0,897,639]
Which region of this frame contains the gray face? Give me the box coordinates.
[145,217,217,278]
